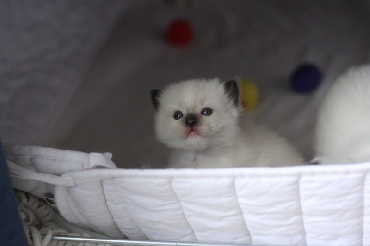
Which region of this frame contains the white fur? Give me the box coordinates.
[315,65,370,164]
[154,78,303,168]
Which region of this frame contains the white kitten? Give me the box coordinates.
[315,65,370,164]
[151,78,303,168]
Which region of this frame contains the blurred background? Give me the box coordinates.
[2,0,370,168]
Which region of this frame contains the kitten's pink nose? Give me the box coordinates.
[185,114,197,127]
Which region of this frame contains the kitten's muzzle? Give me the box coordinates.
[185,114,198,127]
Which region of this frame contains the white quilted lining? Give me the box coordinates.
[7,144,370,244]
[53,165,370,245]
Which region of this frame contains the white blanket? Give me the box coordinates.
[6,144,370,246]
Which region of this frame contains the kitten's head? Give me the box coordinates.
[151,78,241,151]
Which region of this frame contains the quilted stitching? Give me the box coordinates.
[235,175,306,245]
[112,177,196,242]
[66,179,123,238]
[106,178,148,240]
[53,165,370,245]
[363,172,370,245]
[7,144,370,245]
[297,175,308,246]
[233,179,253,244]
[172,177,253,244]
[301,172,364,245]
[169,178,198,241]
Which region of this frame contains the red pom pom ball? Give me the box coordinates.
[166,18,193,47]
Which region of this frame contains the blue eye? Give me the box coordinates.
[201,107,212,116]
[173,110,183,120]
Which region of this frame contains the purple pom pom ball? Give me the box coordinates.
[290,64,321,93]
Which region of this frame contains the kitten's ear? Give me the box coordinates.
[223,80,240,107]
[150,90,162,111]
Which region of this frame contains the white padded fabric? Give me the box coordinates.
[5,144,115,198]
[6,144,370,245]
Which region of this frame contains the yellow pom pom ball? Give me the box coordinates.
[240,80,259,110]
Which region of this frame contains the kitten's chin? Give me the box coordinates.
[165,136,209,151]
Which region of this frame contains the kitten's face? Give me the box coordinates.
[151,79,241,151]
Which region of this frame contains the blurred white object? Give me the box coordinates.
[315,65,370,164]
